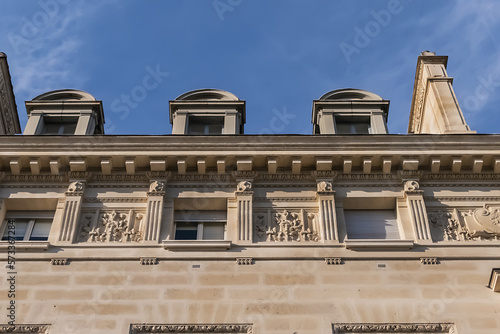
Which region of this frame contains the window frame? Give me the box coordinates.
[186,115,225,135]
[1,211,54,242]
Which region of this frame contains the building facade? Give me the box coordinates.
[0,51,499,333]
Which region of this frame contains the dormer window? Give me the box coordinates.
[40,116,78,135]
[335,116,371,134]
[187,116,224,135]
[170,89,245,135]
[24,89,105,135]
[312,89,389,135]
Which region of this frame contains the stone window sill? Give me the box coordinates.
[162,240,232,251]
[344,239,414,250]
[0,241,49,252]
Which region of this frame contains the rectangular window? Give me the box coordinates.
[1,217,52,241]
[174,210,227,240]
[344,210,400,239]
[40,116,78,135]
[187,116,224,134]
[335,116,371,134]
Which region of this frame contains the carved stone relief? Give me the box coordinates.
[254,209,318,242]
[130,324,253,334]
[79,209,145,243]
[462,205,500,240]
[333,322,455,333]
[0,324,50,333]
[428,206,500,241]
[428,210,460,241]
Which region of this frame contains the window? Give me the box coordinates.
[174,211,226,240]
[335,116,371,134]
[40,116,78,135]
[344,210,400,239]
[187,116,224,134]
[1,216,52,241]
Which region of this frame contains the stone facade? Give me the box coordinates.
[0,52,499,333]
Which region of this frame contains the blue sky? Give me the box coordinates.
[1,0,499,135]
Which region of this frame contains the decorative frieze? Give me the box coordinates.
[236,257,253,265]
[79,210,144,243]
[254,209,318,242]
[333,322,454,333]
[130,324,253,334]
[258,173,311,182]
[1,174,66,183]
[92,174,149,182]
[0,325,50,333]
[172,174,231,183]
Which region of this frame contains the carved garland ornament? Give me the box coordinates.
[333,323,454,333]
[129,324,253,334]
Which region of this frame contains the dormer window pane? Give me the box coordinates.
[336,116,371,134]
[40,117,78,135]
[187,116,224,135]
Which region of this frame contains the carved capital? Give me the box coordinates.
[317,181,333,193]
[236,180,252,192]
[148,180,166,195]
[66,181,85,196]
[404,180,420,192]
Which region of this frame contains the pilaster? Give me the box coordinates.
[315,178,338,242]
[404,180,432,241]
[58,181,85,243]
[143,180,166,242]
[235,180,253,242]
